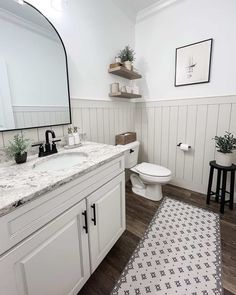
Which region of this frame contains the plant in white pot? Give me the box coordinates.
[213,131,236,167]
[118,45,135,71]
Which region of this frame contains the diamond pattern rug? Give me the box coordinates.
[111,197,222,295]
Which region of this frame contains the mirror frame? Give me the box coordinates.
[2,0,72,132]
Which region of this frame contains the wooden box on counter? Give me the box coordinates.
[115,132,136,145]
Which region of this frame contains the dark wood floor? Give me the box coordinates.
[79,183,236,295]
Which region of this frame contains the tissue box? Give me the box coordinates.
[115,132,136,145]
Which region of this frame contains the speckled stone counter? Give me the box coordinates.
[0,142,125,217]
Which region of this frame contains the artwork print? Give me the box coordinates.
[175,39,213,86]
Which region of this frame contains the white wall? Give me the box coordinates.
[135,0,236,101]
[27,0,135,101]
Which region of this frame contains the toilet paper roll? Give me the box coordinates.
[180,144,190,151]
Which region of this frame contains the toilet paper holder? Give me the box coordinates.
[177,143,191,148]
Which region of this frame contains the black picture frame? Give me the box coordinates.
[2,0,72,133]
[174,38,213,87]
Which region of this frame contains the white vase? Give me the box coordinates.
[215,151,232,167]
[124,61,132,71]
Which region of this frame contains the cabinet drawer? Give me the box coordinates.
[0,156,124,255]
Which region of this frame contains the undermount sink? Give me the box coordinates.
[33,152,88,172]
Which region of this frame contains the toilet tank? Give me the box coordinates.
[120,141,140,169]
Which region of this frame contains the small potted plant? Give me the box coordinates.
[213,131,236,167]
[118,45,135,71]
[7,134,29,164]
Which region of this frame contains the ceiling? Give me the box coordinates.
[113,0,161,20]
[120,0,160,14]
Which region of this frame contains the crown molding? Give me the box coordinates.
[137,0,182,22]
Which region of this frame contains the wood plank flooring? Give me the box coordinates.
[79,183,236,295]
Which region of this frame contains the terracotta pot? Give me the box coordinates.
[215,151,232,167]
[15,152,27,164]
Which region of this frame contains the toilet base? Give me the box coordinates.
[130,174,164,201]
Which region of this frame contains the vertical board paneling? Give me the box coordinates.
[154,108,162,165]
[176,106,187,179]
[109,109,115,145]
[202,105,219,185]
[96,108,104,143]
[147,108,155,163]
[81,108,91,140]
[161,107,170,167]
[217,104,231,135]
[141,108,148,162]
[103,109,110,144]
[184,105,197,182]
[89,108,98,142]
[136,97,236,195]
[193,105,208,185]
[168,106,178,176]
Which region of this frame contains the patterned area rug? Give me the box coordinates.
[111,197,222,295]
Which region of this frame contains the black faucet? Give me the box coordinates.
[32,129,61,157]
[45,130,56,153]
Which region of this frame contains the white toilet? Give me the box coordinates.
[122,141,171,201]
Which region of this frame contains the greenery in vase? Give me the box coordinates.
[213,131,236,153]
[118,45,135,63]
[68,127,73,134]
[6,134,29,158]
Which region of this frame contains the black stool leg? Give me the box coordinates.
[207,166,214,205]
[220,171,227,214]
[230,171,235,210]
[216,169,222,203]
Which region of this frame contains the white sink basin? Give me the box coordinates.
[33,152,88,172]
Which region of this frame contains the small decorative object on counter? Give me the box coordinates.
[67,127,75,146]
[110,82,119,94]
[6,134,29,164]
[118,45,135,71]
[115,56,121,63]
[213,131,236,167]
[73,126,81,145]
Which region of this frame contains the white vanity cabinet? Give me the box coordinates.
[87,173,125,273]
[0,200,90,295]
[0,156,125,295]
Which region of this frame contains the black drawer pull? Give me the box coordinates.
[91,204,97,226]
[130,149,134,154]
[82,211,88,234]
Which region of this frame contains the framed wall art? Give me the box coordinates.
[175,38,213,87]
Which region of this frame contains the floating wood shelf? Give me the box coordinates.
[109,92,142,99]
[108,66,142,80]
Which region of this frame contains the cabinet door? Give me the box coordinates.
[0,200,90,295]
[87,173,125,273]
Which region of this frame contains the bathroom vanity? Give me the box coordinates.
[0,142,125,295]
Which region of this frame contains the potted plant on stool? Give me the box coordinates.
[213,131,236,167]
[118,45,135,71]
[7,134,29,164]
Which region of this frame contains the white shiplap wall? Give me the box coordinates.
[135,95,236,194]
[0,99,135,148]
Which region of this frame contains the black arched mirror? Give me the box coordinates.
[0,0,71,131]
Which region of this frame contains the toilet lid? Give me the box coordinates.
[135,162,171,177]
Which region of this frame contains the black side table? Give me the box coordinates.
[207,161,236,214]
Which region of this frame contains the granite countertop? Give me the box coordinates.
[0,142,125,218]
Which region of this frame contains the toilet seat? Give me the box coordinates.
[135,162,171,177]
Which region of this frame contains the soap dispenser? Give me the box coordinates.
[73,126,81,145]
[67,127,75,146]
